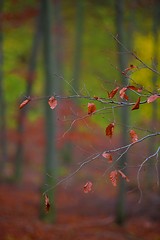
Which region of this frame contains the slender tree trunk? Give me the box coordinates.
[115,0,128,225]
[53,0,64,92]
[72,0,85,91]
[13,4,42,183]
[63,0,85,166]
[147,1,160,188]
[0,0,7,180]
[40,0,58,222]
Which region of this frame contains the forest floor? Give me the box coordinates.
[0,180,160,240]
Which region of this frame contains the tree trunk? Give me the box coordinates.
[72,0,85,92]
[40,0,58,222]
[147,1,160,188]
[0,0,7,180]
[13,4,42,183]
[115,0,128,225]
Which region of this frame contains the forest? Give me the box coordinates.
[0,0,160,239]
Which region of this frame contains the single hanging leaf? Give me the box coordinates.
[132,97,141,110]
[19,96,31,109]
[147,94,160,103]
[88,103,96,114]
[83,181,93,193]
[44,194,50,213]
[106,123,115,138]
[122,64,137,75]
[129,129,138,143]
[48,96,57,109]
[119,87,128,101]
[109,170,118,187]
[118,170,130,182]
[102,152,112,163]
[108,87,119,99]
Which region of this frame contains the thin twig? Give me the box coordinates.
[112,33,160,75]
[43,152,101,195]
[137,146,160,203]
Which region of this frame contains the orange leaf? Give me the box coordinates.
[118,170,130,182]
[48,96,57,109]
[108,87,119,99]
[119,87,128,101]
[129,129,138,143]
[44,194,50,213]
[109,170,118,187]
[122,64,137,75]
[102,152,112,163]
[132,97,141,110]
[147,94,160,103]
[105,123,115,138]
[83,181,92,193]
[19,97,31,109]
[88,103,96,114]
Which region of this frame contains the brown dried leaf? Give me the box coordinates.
[108,87,119,99]
[122,64,137,75]
[119,87,128,101]
[88,103,96,114]
[109,170,118,187]
[147,94,160,103]
[44,194,50,213]
[83,181,93,193]
[48,96,57,109]
[106,123,115,138]
[132,97,141,110]
[19,97,31,109]
[102,152,112,163]
[129,129,138,143]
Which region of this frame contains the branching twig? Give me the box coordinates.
[112,34,160,75]
[44,132,160,195]
[43,152,101,195]
[137,146,160,203]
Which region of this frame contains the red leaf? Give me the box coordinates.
[122,64,137,75]
[44,194,50,213]
[147,94,160,103]
[129,129,138,143]
[127,85,137,91]
[83,181,92,193]
[105,123,115,138]
[48,96,57,109]
[108,87,119,99]
[127,85,142,92]
[19,97,31,109]
[102,152,112,163]
[118,170,130,182]
[132,97,141,110]
[119,87,128,101]
[109,170,118,187]
[88,103,96,114]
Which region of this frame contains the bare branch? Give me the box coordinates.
[112,33,160,75]
[137,146,160,203]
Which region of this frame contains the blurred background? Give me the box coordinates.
[0,0,160,239]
